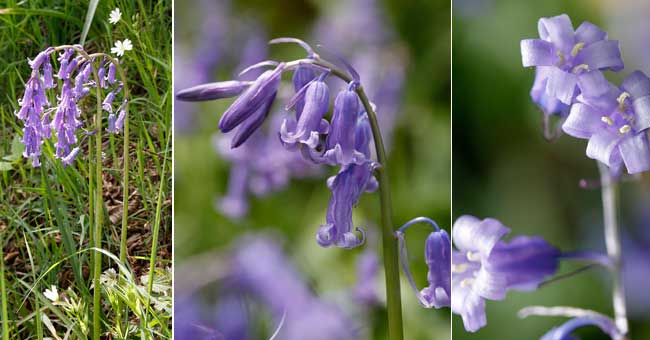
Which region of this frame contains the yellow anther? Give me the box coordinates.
[452,264,469,273]
[466,251,481,262]
[572,64,590,73]
[617,92,630,112]
[556,50,566,66]
[619,125,631,134]
[460,278,475,288]
[601,116,614,126]
[571,42,586,57]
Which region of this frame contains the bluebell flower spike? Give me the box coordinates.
[395,217,451,309]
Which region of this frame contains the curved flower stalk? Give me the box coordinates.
[395,217,451,309]
[450,215,612,332]
[518,306,624,340]
[178,37,409,339]
[16,45,130,340]
[521,14,623,116]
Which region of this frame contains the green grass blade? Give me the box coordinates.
[0,229,10,340]
[79,0,99,45]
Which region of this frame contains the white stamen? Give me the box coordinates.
[619,125,631,134]
[460,278,475,288]
[571,42,586,57]
[617,92,630,112]
[452,264,469,273]
[572,64,590,74]
[466,251,481,262]
[601,116,613,126]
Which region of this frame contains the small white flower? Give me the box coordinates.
[109,8,122,24]
[43,285,59,302]
[111,39,133,57]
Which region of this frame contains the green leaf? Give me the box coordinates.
[2,134,24,162]
[0,162,12,171]
[79,0,99,46]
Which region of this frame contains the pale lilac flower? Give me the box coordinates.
[541,316,623,340]
[521,14,623,114]
[316,162,377,249]
[451,215,560,332]
[215,163,249,219]
[562,71,650,174]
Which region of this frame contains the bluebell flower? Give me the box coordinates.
[280,73,331,151]
[292,65,317,119]
[396,217,451,309]
[107,62,117,84]
[562,71,650,174]
[521,14,623,114]
[218,63,284,135]
[317,161,377,249]
[451,215,560,332]
[175,80,250,101]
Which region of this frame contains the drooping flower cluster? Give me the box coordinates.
[16,46,127,167]
[451,215,561,332]
[521,14,650,174]
[177,38,378,249]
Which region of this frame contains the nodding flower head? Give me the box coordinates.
[396,217,451,309]
[218,63,284,134]
[316,162,377,249]
[292,65,317,119]
[280,73,331,151]
[521,14,623,113]
[562,71,650,174]
[322,82,369,166]
[451,215,560,332]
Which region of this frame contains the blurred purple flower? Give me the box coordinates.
[451,215,560,332]
[521,14,623,114]
[541,315,623,340]
[562,71,650,174]
[353,251,380,306]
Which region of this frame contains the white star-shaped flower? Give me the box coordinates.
[43,285,59,302]
[111,39,133,57]
[109,8,122,24]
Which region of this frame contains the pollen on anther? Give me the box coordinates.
[571,42,585,57]
[452,264,469,273]
[460,278,474,288]
[619,125,631,134]
[601,116,614,126]
[466,251,481,262]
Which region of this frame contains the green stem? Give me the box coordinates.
[308,57,404,339]
[91,60,104,340]
[0,229,10,340]
[597,162,628,336]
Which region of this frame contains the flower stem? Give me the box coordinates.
[91,60,104,340]
[358,88,404,340]
[597,162,628,336]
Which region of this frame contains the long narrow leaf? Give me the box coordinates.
[79,0,99,45]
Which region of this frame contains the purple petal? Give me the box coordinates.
[472,266,508,300]
[530,67,569,115]
[575,21,608,44]
[231,93,276,148]
[577,71,609,98]
[521,39,556,67]
[562,102,600,138]
[176,80,250,101]
[621,71,650,99]
[586,131,622,167]
[452,215,510,256]
[546,67,577,105]
[632,96,650,132]
[576,40,624,71]
[619,133,650,174]
[451,282,486,333]
[537,14,575,52]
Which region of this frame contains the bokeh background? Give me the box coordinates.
[453,0,650,339]
[174,0,450,339]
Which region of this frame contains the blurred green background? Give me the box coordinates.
[453,0,650,339]
[174,0,450,339]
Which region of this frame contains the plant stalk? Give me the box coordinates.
[597,162,628,336]
[91,60,104,340]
